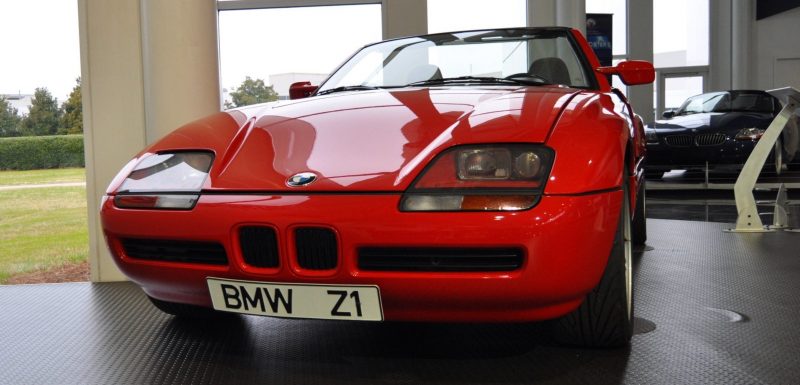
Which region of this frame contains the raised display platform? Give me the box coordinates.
[1,219,798,384]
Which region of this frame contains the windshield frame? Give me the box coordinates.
[314,27,599,95]
[675,91,779,116]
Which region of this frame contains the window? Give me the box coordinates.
[653,0,709,68]
[427,0,526,34]
[665,76,704,110]
[218,4,382,101]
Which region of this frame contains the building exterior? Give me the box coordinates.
[1,93,33,115]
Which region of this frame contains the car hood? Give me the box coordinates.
[648,111,774,133]
[143,87,579,192]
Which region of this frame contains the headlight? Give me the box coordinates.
[735,127,765,141]
[114,151,214,210]
[645,129,659,144]
[400,144,554,211]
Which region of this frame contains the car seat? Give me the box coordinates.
[529,57,571,85]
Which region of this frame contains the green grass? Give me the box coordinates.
[0,169,88,283]
[0,168,86,186]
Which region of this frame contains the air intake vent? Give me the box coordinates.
[239,226,280,268]
[358,247,524,272]
[665,135,693,147]
[121,238,227,265]
[695,133,726,146]
[295,228,338,270]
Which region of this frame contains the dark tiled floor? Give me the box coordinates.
[645,167,800,224]
[2,220,800,384]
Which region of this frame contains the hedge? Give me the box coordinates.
[0,135,85,170]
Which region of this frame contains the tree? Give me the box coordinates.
[60,78,83,134]
[226,77,279,108]
[0,96,21,137]
[21,88,61,136]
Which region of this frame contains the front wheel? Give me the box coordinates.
[552,181,634,348]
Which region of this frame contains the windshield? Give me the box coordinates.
[676,91,778,115]
[317,29,594,94]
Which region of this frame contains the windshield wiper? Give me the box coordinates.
[406,75,548,87]
[317,85,380,95]
[503,73,552,85]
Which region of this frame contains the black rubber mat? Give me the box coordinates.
[1,219,799,384]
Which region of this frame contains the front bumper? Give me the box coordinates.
[645,139,760,170]
[101,191,621,322]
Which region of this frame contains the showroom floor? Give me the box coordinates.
[647,166,800,223]
[1,219,798,385]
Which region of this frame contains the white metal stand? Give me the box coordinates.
[727,87,800,233]
[772,183,790,229]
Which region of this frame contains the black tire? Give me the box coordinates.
[148,295,233,319]
[552,179,634,348]
[632,178,647,245]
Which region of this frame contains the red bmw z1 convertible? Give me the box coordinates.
[101,27,654,348]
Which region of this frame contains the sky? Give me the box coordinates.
[0,0,81,103]
[218,4,383,92]
[1,0,704,110]
[217,0,527,92]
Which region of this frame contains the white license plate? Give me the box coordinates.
[207,278,383,321]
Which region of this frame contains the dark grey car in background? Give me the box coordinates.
[644,90,797,179]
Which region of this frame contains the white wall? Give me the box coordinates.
[753,6,800,90]
[2,94,33,115]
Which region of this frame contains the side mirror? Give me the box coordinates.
[662,109,676,119]
[596,60,655,86]
[289,81,318,100]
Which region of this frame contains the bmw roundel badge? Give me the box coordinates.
[287,172,317,187]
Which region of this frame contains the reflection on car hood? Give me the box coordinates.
[146,87,580,192]
[648,111,774,133]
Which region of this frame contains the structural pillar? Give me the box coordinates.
[731,0,754,90]
[79,0,221,282]
[528,0,586,34]
[382,0,427,39]
[141,0,221,141]
[709,0,734,91]
[627,0,654,123]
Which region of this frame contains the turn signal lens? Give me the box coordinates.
[401,195,464,211]
[400,194,538,212]
[460,195,538,211]
[114,194,200,210]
